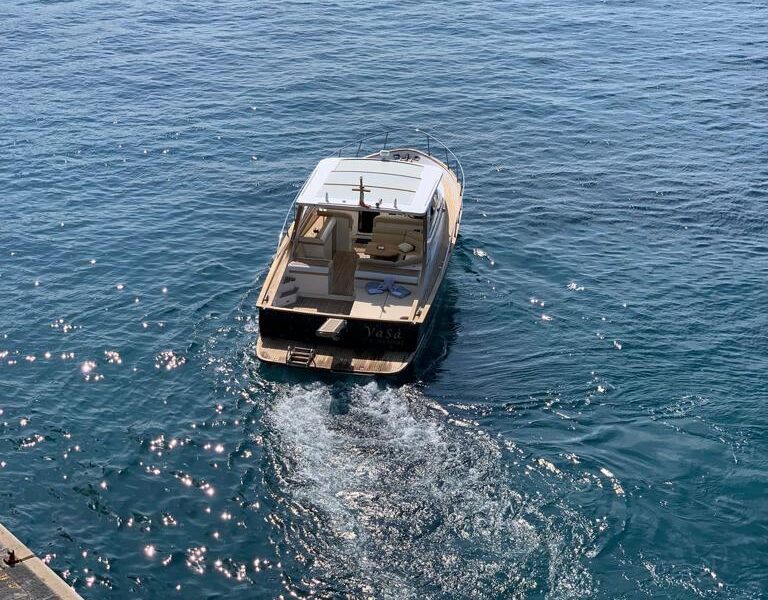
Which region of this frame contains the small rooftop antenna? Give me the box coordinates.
[352,176,371,208]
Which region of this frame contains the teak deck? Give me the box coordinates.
[294,297,354,315]
[330,251,357,295]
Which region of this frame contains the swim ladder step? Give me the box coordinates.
[286,346,315,366]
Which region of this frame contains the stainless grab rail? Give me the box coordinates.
[332,127,465,191]
[278,181,308,242]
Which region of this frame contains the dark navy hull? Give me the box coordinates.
[259,307,426,354]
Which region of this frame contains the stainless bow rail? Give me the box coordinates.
[333,127,465,190]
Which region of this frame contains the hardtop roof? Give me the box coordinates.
[296,157,442,215]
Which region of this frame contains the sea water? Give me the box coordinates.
[1,1,766,597]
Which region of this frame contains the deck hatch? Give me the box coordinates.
[316,318,347,341]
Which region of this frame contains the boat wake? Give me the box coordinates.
[262,382,595,599]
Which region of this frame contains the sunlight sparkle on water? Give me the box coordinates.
[155,350,187,370]
[104,350,122,364]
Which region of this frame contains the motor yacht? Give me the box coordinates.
[256,129,464,375]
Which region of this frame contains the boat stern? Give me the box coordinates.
[256,335,412,376]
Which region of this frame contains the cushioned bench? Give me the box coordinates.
[355,264,420,286]
[357,256,420,270]
[287,259,331,296]
[288,259,330,275]
[370,215,423,265]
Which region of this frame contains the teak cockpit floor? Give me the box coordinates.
[331,251,357,296]
[294,297,354,315]
[291,279,419,321]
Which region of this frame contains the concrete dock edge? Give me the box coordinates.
[0,523,82,599]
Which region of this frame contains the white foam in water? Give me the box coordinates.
[264,382,595,599]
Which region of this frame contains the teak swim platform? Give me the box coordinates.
[256,129,464,375]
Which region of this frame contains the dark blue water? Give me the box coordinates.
[2,1,766,598]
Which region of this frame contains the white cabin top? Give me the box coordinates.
[296,157,443,216]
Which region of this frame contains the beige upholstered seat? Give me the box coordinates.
[371,215,423,264]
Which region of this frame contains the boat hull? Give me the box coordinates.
[256,301,438,375]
